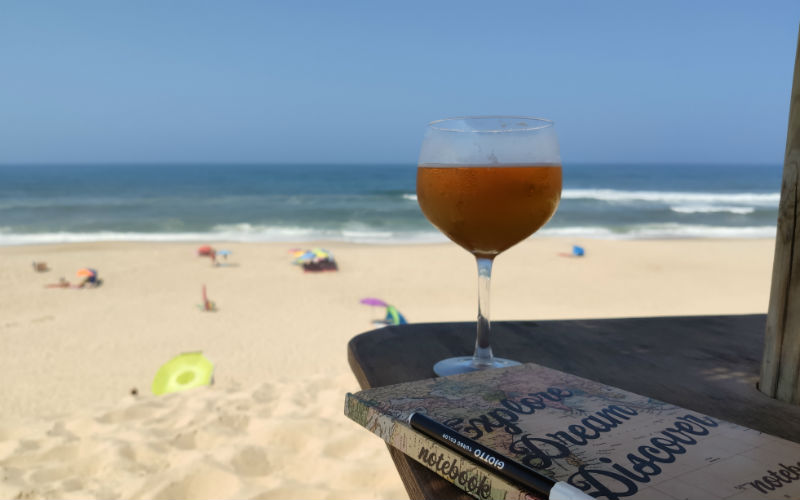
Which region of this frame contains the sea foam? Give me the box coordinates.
[669,205,756,215]
[562,189,779,206]
[541,224,776,239]
[0,225,447,246]
[0,223,776,246]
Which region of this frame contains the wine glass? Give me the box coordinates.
[416,116,562,376]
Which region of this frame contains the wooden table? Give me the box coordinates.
[347,314,800,500]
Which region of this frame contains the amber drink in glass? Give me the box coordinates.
[417,117,562,376]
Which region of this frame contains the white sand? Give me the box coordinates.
[0,238,776,499]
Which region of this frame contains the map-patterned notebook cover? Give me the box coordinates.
[344,363,800,500]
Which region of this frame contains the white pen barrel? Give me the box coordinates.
[549,481,594,500]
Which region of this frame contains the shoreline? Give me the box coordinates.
[0,227,780,247]
[0,233,780,249]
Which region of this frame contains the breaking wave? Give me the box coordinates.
[562,189,779,206]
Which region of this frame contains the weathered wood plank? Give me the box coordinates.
[762,26,800,403]
[349,315,800,499]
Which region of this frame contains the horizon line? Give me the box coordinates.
[0,160,785,167]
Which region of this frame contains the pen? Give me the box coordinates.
[408,412,593,500]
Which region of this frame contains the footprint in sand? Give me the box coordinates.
[252,383,276,403]
[45,422,77,440]
[154,462,242,499]
[40,441,83,462]
[215,412,250,433]
[2,466,25,483]
[171,430,198,450]
[230,446,271,476]
[252,384,276,418]
[96,399,170,424]
[59,478,84,492]
[227,397,253,412]
[15,440,40,452]
[9,488,39,500]
[115,441,169,474]
[170,427,225,452]
[321,431,383,461]
[29,466,72,483]
[251,484,328,499]
[30,315,54,324]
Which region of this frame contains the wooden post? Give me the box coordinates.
[761,26,800,403]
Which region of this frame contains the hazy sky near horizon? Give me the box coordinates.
[1,1,798,165]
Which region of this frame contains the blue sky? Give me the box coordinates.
[1,1,798,164]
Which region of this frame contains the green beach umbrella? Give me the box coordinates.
[152,352,215,395]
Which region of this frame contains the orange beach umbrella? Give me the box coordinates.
[76,268,97,278]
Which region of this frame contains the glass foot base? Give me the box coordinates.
[433,356,521,377]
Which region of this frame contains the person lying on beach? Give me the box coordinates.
[45,276,103,289]
[45,277,72,288]
[45,269,103,289]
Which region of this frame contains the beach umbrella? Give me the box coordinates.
[311,248,331,259]
[361,298,407,325]
[360,297,388,307]
[197,245,214,256]
[151,352,215,396]
[76,268,97,278]
[572,245,585,257]
[385,305,408,325]
[289,249,305,264]
[217,249,231,257]
[293,250,317,264]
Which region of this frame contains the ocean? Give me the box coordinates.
[0,163,782,245]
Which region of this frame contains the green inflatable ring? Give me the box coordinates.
[152,352,215,395]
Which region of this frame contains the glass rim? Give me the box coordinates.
[427,115,554,133]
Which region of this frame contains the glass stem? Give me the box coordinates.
[473,257,495,366]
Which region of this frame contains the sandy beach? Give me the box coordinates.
[0,237,776,499]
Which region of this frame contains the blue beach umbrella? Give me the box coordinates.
[293,250,316,264]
